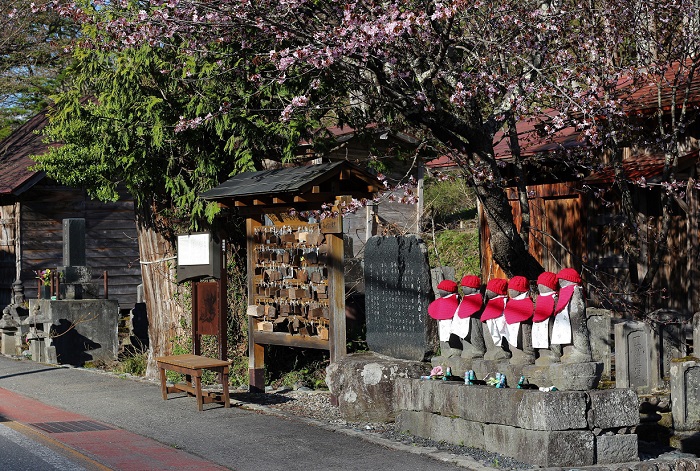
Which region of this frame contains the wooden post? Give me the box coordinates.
[246,216,265,392]
[365,203,377,242]
[192,280,200,356]
[103,270,108,299]
[219,240,227,362]
[416,161,424,233]
[327,224,346,364]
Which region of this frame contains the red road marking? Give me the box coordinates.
[0,388,229,471]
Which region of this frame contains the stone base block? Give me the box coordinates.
[396,411,485,449]
[45,346,57,364]
[550,361,603,390]
[484,423,595,467]
[326,352,430,422]
[596,434,639,464]
[517,390,588,430]
[29,339,46,362]
[589,389,640,429]
[522,364,552,389]
[471,359,512,381]
[1,332,19,355]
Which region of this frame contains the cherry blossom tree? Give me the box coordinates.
[46,0,700,317]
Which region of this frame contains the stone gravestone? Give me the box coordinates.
[649,310,688,390]
[670,360,700,431]
[587,308,614,379]
[615,321,652,392]
[364,235,434,361]
[58,218,98,299]
[694,313,699,358]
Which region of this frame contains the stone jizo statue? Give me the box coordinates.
[452,275,486,360]
[480,278,511,361]
[553,268,592,363]
[504,276,535,366]
[532,271,562,365]
[428,279,461,358]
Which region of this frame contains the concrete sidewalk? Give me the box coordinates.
[0,356,476,471]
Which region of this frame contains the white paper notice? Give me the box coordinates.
[532,320,550,348]
[178,233,210,266]
[439,319,453,341]
[551,304,572,344]
[451,311,471,338]
[505,322,520,346]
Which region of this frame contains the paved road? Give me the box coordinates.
[0,421,93,471]
[0,356,471,471]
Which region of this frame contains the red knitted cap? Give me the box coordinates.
[558,268,581,284]
[537,271,558,291]
[460,275,481,289]
[486,278,508,296]
[508,276,529,293]
[437,279,458,293]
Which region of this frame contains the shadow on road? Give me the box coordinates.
[0,367,62,380]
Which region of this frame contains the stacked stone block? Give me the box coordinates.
[394,378,639,467]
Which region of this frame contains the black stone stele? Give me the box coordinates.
[365,235,433,361]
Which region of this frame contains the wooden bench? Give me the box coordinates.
[156,354,231,411]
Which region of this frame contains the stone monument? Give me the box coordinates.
[26,218,120,365]
[364,235,434,361]
[57,218,99,300]
[615,321,652,392]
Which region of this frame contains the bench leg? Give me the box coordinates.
[194,374,203,411]
[159,365,168,400]
[222,369,230,408]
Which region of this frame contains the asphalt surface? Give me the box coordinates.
[0,356,472,471]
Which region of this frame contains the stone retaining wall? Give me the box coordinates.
[394,378,640,467]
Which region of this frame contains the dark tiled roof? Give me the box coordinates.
[585,150,699,184]
[0,110,50,195]
[202,161,372,200]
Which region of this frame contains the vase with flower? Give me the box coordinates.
[35,269,52,299]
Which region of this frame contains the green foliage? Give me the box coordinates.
[423,176,481,278]
[427,229,481,279]
[114,350,148,377]
[0,0,77,137]
[35,2,320,228]
[266,346,329,390]
[276,360,328,390]
[423,176,477,227]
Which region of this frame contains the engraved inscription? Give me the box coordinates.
[685,366,700,424]
[627,330,648,389]
[661,325,683,380]
[365,236,432,361]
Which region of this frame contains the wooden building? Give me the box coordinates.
[476,125,700,317]
[0,111,142,308]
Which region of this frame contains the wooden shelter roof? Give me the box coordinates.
[0,110,51,196]
[201,161,380,213]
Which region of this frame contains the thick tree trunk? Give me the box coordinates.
[135,203,187,379]
[476,183,543,279]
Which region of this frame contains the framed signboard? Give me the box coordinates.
[176,232,221,282]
